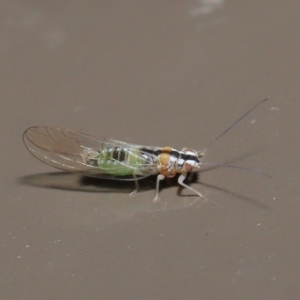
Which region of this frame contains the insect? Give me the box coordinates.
[23,98,268,201]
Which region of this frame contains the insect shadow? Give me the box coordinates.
[19,172,152,193]
[18,171,196,194]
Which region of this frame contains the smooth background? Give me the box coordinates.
[1,1,300,299]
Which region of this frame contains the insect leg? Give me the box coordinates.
[129,172,139,196]
[154,174,165,202]
[178,174,205,199]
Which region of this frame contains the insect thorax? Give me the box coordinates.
[156,147,203,177]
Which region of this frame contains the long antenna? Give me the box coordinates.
[209,97,269,147]
[201,162,272,178]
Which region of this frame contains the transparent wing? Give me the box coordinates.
[23,126,159,180]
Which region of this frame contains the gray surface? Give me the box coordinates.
[1,1,300,299]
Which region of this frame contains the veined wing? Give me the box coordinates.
[23,126,159,180]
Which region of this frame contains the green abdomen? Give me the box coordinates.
[98,147,145,176]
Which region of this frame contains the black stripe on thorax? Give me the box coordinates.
[140,147,156,155]
[153,149,180,158]
[177,150,200,163]
[181,154,199,162]
[141,148,200,163]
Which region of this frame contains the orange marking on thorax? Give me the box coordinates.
[160,146,172,152]
[158,147,177,178]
